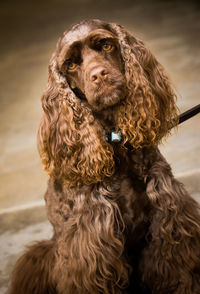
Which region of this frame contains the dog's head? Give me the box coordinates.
[38,19,178,186]
[58,20,126,111]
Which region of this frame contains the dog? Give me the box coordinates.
[9,19,200,294]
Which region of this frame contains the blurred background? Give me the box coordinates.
[0,0,200,292]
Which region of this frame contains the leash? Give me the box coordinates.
[106,104,200,143]
[177,104,200,125]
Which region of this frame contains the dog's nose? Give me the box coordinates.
[90,67,108,84]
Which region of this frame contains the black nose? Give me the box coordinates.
[90,67,108,84]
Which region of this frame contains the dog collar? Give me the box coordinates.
[104,104,200,144]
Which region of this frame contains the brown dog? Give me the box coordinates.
[9,19,200,294]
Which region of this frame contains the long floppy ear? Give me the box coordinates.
[109,23,179,149]
[37,51,114,187]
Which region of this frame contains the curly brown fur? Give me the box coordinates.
[9,19,200,294]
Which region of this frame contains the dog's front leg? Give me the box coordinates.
[140,148,200,294]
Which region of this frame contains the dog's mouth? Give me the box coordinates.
[85,80,126,111]
[92,91,123,111]
[71,78,126,111]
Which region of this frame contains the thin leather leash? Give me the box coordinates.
[177,104,200,125]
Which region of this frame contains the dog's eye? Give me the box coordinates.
[67,61,77,71]
[102,43,113,52]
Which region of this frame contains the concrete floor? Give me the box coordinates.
[0,0,200,292]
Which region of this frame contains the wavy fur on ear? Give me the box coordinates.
[37,52,114,187]
[109,23,178,148]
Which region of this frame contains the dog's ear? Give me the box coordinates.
[37,51,114,186]
[109,23,178,148]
